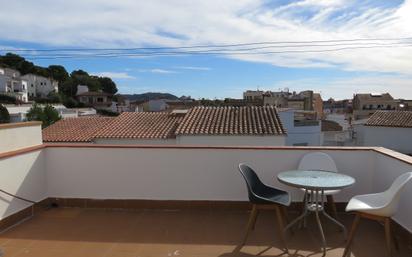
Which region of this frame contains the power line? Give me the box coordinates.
[1,36,412,52]
[20,43,412,60]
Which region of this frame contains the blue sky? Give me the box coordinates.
[1,0,411,100]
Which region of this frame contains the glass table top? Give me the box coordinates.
[277,170,355,190]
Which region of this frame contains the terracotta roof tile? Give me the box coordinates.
[42,117,115,142]
[93,112,184,139]
[365,110,412,128]
[175,106,286,135]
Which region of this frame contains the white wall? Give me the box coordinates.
[177,135,286,146]
[279,111,321,146]
[359,126,412,154]
[0,122,42,153]
[94,138,177,145]
[45,147,373,202]
[0,150,47,219]
[1,144,412,233]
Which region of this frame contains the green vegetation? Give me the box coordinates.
[0,104,10,123]
[96,109,119,117]
[26,104,61,128]
[0,53,118,107]
[0,94,22,104]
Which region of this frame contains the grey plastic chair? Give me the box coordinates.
[238,163,290,249]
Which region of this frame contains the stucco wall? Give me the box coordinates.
[0,150,47,219]
[45,147,373,202]
[361,126,412,154]
[0,122,42,153]
[176,135,286,146]
[279,111,321,146]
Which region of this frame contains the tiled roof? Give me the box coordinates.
[175,106,286,135]
[93,112,184,139]
[365,110,412,128]
[42,117,115,142]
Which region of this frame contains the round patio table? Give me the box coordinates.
[277,170,355,256]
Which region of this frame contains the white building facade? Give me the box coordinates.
[0,67,29,102]
[22,74,58,98]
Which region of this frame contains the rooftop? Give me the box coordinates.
[0,207,411,257]
[94,112,184,139]
[366,110,412,128]
[42,117,115,142]
[42,106,286,142]
[175,106,286,136]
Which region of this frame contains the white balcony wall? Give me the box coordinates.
[45,147,374,202]
[0,150,47,219]
[0,122,42,153]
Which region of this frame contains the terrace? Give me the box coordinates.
[0,122,412,257]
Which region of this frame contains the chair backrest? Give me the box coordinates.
[238,163,265,202]
[379,172,412,216]
[298,152,338,173]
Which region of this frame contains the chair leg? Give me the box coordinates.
[241,204,258,245]
[384,217,393,257]
[275,205,289,253]
[327,195,338,219]
[342,213,361,257]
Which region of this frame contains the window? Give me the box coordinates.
[97,97,104,103]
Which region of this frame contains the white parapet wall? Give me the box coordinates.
[0,148,47,219]
[1,144,412,233]
[0,122,42,153]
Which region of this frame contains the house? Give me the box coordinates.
[278,109,321,146]
[353,110,412,155]
[21,73,58,98]
[0,67,28,102]
[352,93,396,120]
[77,91,112,109]
[43,106,287,146]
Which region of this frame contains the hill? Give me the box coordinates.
[122,92,179,102]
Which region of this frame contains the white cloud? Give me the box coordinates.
[138,68,177,74]
[0,0,412,75]
[174,66,211,71]
[92,72,135,79]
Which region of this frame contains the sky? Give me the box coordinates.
[0,0,412,100]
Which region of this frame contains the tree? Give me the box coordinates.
[98,77,117,94]
[48,65,69,82]
[0,104,10,123]
[26,104,61,128]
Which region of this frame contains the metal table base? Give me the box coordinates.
[283,189,347,256]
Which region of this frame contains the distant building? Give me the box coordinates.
[21,73,58,98]
[352,93,396,120]
[243,90,264,101]
[4,104,80,123]
[353,110,412,155]
[0,67,28,102]
[323,98,352,114]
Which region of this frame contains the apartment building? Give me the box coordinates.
[21,73,59,98]
[352,93,396,120]
[0,67,28,102]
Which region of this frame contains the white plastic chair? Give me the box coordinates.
[298,152,340,217]
[343,172,412,257]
